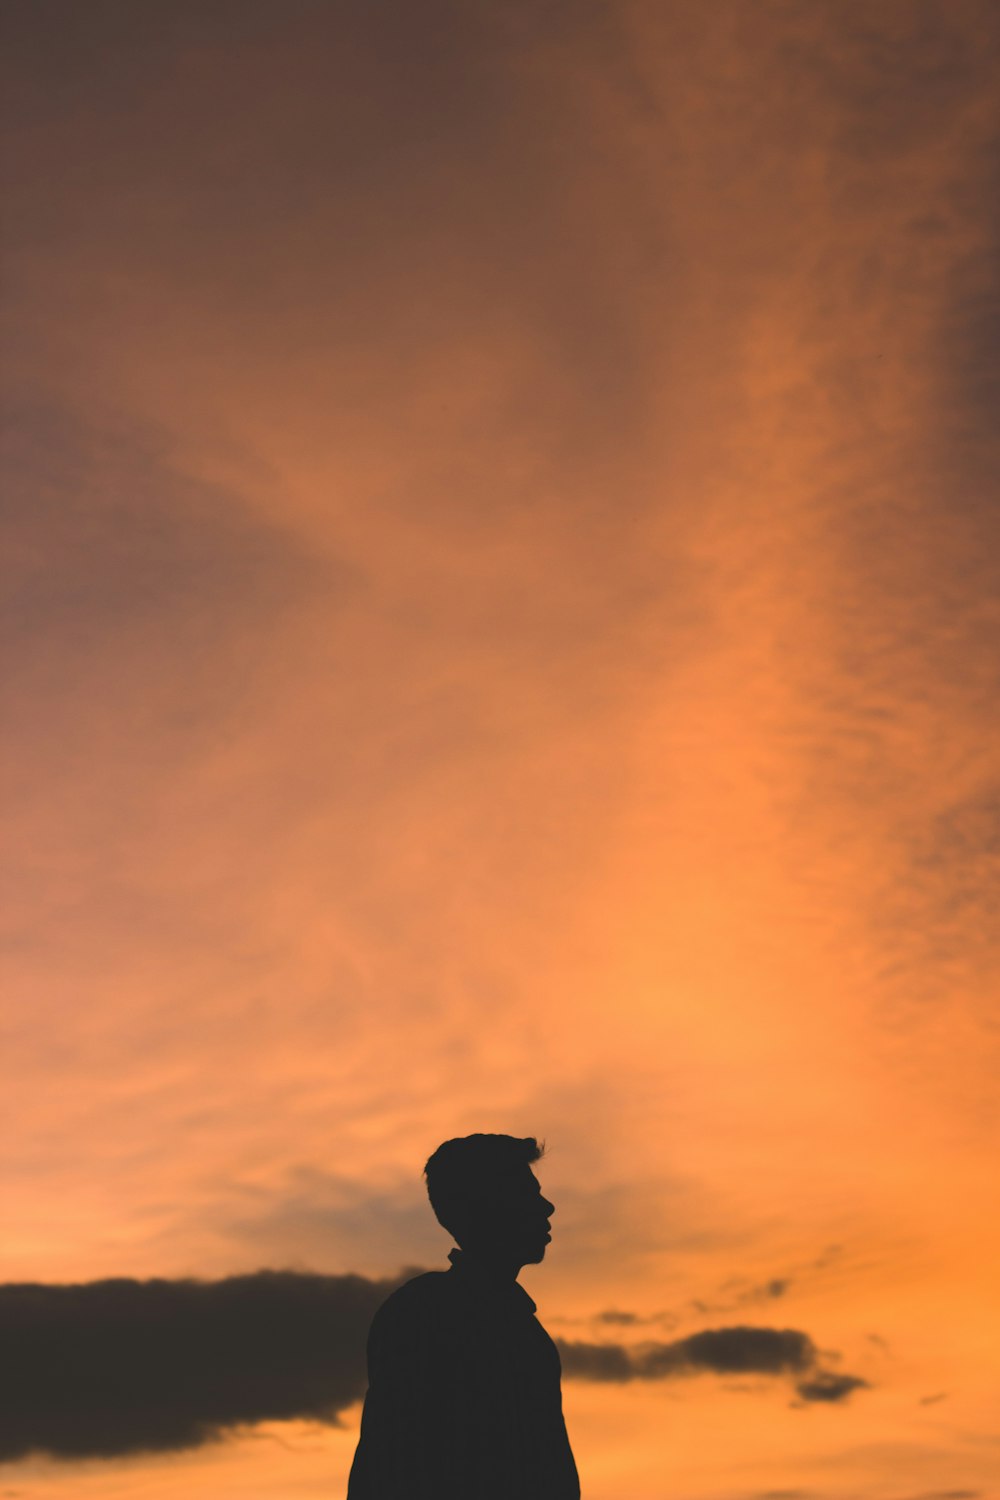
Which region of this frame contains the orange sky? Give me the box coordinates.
[2,2,999,1496]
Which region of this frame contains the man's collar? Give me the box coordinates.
[447,1247,537,1313]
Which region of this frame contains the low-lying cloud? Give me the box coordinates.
[0,1273,870,1463]
[0,1269,407,1462]
[556,1325,869,1404]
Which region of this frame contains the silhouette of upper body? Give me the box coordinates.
[346,1134,580,1500]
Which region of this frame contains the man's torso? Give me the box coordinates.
[347,1263,580,1499]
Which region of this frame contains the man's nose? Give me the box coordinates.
[541,1199,555,1216]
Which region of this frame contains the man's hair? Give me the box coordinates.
[423,1133,546,1238]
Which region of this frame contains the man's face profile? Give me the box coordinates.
[460,1165,555,1265]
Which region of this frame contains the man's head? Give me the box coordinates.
[424,1133,555,1267]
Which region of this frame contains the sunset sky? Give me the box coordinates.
[2,2,999,1497]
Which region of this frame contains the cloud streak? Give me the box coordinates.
[556,1325,869,1404]
[0,1274,867,1462]
[0,1270,406,1462]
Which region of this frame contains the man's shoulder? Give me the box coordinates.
[371,1269,454,1330]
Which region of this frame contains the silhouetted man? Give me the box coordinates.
[347,1133,580,1499]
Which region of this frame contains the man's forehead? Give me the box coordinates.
[461,1163,545,1200]
[496,1165,542,1192]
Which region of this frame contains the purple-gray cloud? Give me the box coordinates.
[0,1274,868,1463]
[556,1324,869,1404]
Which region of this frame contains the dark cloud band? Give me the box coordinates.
[557,1324,869,1404]
[0,1269,406,1462]
[0,1273,868,1463]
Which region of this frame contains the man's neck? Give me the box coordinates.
[449,1245,522,1284]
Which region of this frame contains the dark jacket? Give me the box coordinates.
[347,1249,580,1498]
